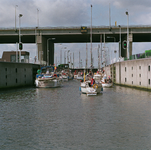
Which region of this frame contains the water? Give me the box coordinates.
[0,80,151,150]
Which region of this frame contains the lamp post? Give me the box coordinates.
[79,50,80,68]
[37,8,39,27]
[114,50,117,63]
[118,25,121,61]
[19,14,23,63]
[59,45,67,65]
[126,11,129,59]
[90,4,93,69]
[107,36,117,63]
[15,5,18,62]
[60,48,62,65]
[98,44,100,69]
[47,38,55,66]
[67,50,70,66]
[15,5,18,31]
[86,43,88,70]
[16,42,18,62]
[19,14,23,43]
[64,49,68,64]
[69,52,72,68]
[64,50,66,64]
[61,46,67,64]
[73,52,74,69]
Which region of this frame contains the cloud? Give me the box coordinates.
[0,0,151,64]
[0,0,151,27]
[0,0,91,27]
[35,0,90,26]
[134,13,151,25]
[113,0,151,9]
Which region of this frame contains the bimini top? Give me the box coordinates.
[41,66,54,74]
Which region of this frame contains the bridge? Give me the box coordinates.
[0,25,151,65]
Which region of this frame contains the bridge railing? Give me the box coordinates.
[0,25,151,30]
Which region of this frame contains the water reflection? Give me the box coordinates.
[0,82,151,149]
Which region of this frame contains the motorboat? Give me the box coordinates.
[74,74,78,79]
[60,74,68,82]
[76,72,83,80]
[73,71,78,79]
[77,76,83,80]
[60,69,73,81]
[35,66,62,88]
[66,71,74,80]
[101,74,113,88]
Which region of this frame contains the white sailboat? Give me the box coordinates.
[80,70,102,96]
[35,66,62,88]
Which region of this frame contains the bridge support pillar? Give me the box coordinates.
[36,35,54,65]
[37,35,46,64]
[48,41,54,66]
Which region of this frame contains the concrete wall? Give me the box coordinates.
[104,58,151,90]
[0,62,40,89]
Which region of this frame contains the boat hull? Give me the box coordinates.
[77,76,83,80]
[62,78,68,82]
[81,82,102,94]
[35,78,62,88]
[102,83,113,88]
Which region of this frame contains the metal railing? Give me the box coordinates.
[0,25,151,30]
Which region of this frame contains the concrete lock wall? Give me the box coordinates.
[0,62,40,89]
[104,58,151,90]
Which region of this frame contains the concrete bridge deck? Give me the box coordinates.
[0,25,151,43]
[0,25,151,65]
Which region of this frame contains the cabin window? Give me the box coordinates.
[16,79,17,83]
[139,82,141,85]
[24,68,26,71]
[132,74,133,77]
[132,81,133,84]
[139,74,141,77]
[149,79,150,85]
[148,66,150,71]
[6,75,7,79]
[139,66,141,70]
[6,82,7,86]
[5,68,7,71]
[125,67,126,72]
[132,67,133,70]
[16,68,17,73]
[125,78,127,82]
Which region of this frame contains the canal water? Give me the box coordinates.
[0,80,151,150]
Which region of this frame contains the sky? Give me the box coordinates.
[0,0,151,67]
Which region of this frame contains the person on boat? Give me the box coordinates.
[91,77,95,86]
[37,69,41,75]
[104,74,107,79]
[108,78,112,83]
[46,69,49,74]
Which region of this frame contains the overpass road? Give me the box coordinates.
[0,25,151,43]
[1,25,151,65]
